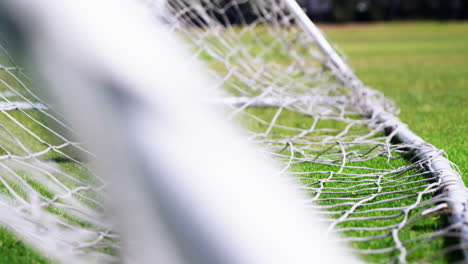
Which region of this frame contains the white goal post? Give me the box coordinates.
[0,0,465,263]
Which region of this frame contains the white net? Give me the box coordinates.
[0,0,465,263]
[157,0,467,263]
[0,40,117,261]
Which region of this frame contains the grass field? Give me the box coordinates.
[330,23,467,262]
[313,21,466,262]
[323,22,467,184]
[309,22,467,262]
[213,21,468,263]
[0,22,466,263]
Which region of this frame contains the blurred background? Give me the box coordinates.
[208,0,468,23]
[298,0,468,22]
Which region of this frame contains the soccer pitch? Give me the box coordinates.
[0,22,466,263]
[324,22,467,184]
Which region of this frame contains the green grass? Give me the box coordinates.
[312,21,467,262]
[241,104,449,262]
[323,22,467,184]
[0,226,48,264]
[0,54,104,263]
[0,21,465,263]
[288,22,466,262]
[233,21,468,263]
[327,23,468,261]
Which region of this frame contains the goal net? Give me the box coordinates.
[157,0,467,263]
[0,0,465,263]
[0,45,116,260]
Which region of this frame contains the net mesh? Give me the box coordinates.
[157,0,466,263]
[0,40,117,261]
[0,0,465,263]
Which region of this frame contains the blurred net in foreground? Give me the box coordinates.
[0,42,117,261]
